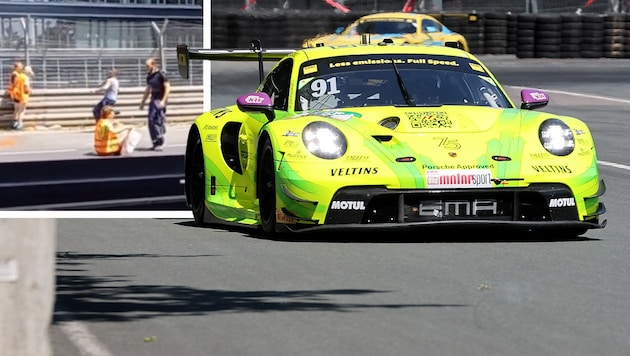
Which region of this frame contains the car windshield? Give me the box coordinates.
[353,20,417,35]
[295,54,512,111]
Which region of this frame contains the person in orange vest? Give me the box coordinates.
[94,105,141,156]
[10,64,34,130]
[6,61,21,102]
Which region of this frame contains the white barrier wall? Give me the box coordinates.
[0,219,56,356]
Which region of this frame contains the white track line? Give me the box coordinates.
[599,160,630,171]
[58,320,114,356]
[0,211,193,218]
[506,85,630,104]
[0,149,76,156]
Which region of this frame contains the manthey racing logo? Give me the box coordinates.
[425,169,493,188]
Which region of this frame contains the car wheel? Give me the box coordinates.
[189,134,206,225]
[257,137,277,235]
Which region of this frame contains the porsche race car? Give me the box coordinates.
[177,39,606,236]
[302,12,470,52]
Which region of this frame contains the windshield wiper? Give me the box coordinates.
[391,59,416,107]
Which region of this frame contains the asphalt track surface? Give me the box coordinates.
[15,55,630,355]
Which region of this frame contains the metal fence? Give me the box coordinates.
[1,0,626,90]
[0,19,203,90]
[223,0,620,14]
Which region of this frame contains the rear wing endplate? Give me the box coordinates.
[177,39,295,83]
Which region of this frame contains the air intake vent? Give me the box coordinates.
[372,135,393,142]
[378,116,400,130]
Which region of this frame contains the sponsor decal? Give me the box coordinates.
[286,152,307,159]
[282,140,299,148]
[345,154,371,161]
[530,152,551,159]
[577,147,592,156]
[434,137,461,150]
[293,110,359,121]
[468,63,484,72]
[282,130,300,137]
[204,133,217,142]
[331,167,378,176]
[178,52,187,66]
[303,64,318,75]
[527,91,548,101]
[330,200,366,210]
[203,125,218,130]
[422,164,495,169]
[531,165,572,174]
[276,211,297,223]
[243,94,266,104]
[426,169,493,188]
[407,111,452,129]
[548,197,575,208]
[210,108,230,118]
[418,199,498,217]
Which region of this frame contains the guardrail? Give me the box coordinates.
[0,85,203,130]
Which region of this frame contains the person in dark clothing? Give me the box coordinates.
[139,57,170,151]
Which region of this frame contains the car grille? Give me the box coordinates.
[325,185,578,224]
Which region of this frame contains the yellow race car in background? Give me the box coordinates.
[302,12,470,52]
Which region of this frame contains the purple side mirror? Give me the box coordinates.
[237,92,275,121]
[520,89,549,110]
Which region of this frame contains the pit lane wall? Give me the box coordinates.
[0,154,186,210]
[212,10,630,58]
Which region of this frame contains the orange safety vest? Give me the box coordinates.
[94,119,121,155]
[11,72,30,103]
[6,70,18,100]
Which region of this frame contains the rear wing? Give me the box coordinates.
[176,39,295,83]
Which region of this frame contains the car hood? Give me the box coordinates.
[293,105,529,134]
[284,105,541,165]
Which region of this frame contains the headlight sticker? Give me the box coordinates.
[303,64,318,75]
[468,63,485,72]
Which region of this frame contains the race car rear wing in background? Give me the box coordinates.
[177,39,295,83]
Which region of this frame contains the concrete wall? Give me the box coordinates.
[0,219,56,356]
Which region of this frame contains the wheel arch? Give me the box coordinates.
[256,130,273,200]
[184,123,201,206]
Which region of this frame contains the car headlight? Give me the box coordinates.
[539,119,575,156]
[302,121,347,159]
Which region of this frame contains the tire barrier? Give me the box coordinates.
[0,155,187,210]
[210,10,630,59]
[581,13,605,58]
[535,14,562,58]
[561,13,583,58]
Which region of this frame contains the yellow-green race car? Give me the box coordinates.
[302,12,470,52]
[177,40,606,237]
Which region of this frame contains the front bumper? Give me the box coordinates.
[280,182,607,234]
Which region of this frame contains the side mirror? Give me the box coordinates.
[237,92,275,121]
[520,88,549,110]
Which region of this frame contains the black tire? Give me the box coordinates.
[189,133,206,225]
[257,137,277,235]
